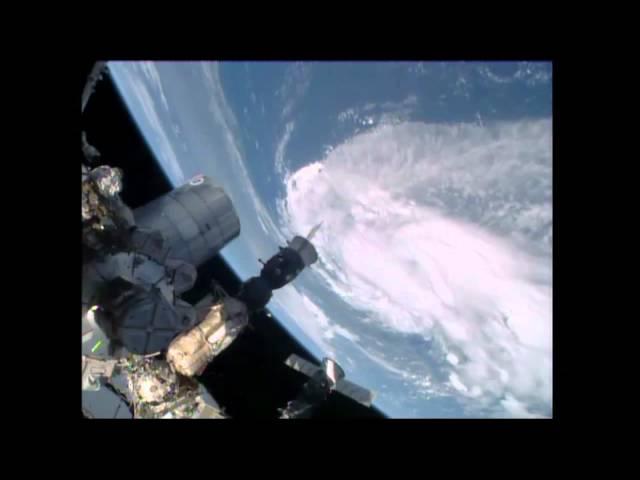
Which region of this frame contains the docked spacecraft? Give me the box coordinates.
[279,355,376,418]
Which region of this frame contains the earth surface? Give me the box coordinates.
[108,61,552,418]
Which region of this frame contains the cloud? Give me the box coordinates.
[199,62,287,249]
[140,61,170,113]
[278,62,312,119]
[354,343,409,378]
[500,394,546,418]
[514,62,552,86]
[270,284,363,361]
[275,121,294,177]
[109,62,185,185]
[478,63,551,87]
[330,325,360,342]
[407,62,551,90]
[270,286,335,356]
[337,95,418,129]
[277,119,553,417]
[478,66,513,84]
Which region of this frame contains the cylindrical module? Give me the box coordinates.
[133,175,240,268]
[167,297,248,377]
[288,236,319,267]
